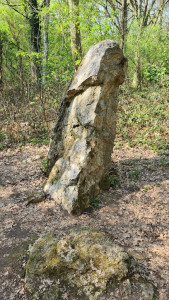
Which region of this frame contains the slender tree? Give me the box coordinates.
[121,0,128,49]
[28,0,41,81]
[127,0,164,87]
[42,0,50,85]
[0,31,3,88]
[68,0,82,70]
[1,1,42,82]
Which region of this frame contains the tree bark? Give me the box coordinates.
[68,0,82,71]
[138,0,143,18]
[158,0,163,27]
[42,0,50,85]
[133,53,141,89]
[29,0,41,82]
[0,31,3,89]
[121,0,128,50]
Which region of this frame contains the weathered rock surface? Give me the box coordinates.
[44,40,127,214]
[26,191,46,206]
[25,228,157,300]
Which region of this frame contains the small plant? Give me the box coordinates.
[159,157,169,167]
[129,168,142,180]
[90,198,99,207]
[0,131,6,141]
[0,131,6,150]
[41,157,48,174]
[109,175,119,187]
[123,159,139,166]
[144,64,162,83]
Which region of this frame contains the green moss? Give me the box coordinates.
[41,286,59,300]
[45,168,59,185]
[25,228,156,300]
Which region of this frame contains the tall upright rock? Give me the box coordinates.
[44,40,127,215]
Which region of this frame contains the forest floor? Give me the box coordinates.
[0,143,168,300]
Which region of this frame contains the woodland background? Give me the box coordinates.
[0,2,169,299]
[0,0,168,155]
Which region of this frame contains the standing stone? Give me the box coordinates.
[44,40,127,214]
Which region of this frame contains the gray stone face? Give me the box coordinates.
[44,40,127,215]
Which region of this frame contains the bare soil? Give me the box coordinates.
[0,144,168,300]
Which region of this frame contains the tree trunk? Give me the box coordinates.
[138,0,143,18]
[42,0,50,85]
[0,31,3,89]
[132,48,142,89]
[29,0,41,82]
[121,0,128,50]
[158,0,163,27]
[17,44,24,95]
[68,0,82,71]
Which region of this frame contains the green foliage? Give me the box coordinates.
[129,168,142,181]
[80,1,119,52]
[0,0,168,152]
[41,157,48,174]
[90,198,99,207]
[0,130,5,141]
[116,87,169,155]
[144,65,163,83]
[143,62,169,85]
[0,131,6,150]
[126,22,169,87]
[109,175,119,187]
[159,157,169,167]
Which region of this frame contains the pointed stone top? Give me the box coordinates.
[66,40,127,101]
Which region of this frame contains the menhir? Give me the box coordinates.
[44,40,127,215]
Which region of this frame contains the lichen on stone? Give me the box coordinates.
[25,228,157,300]
[44,40,128,215]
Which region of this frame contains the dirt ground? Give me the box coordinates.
[0,144,168,300]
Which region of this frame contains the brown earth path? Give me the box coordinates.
[0,144,168,300]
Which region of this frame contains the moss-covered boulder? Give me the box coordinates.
[25,228,157,300]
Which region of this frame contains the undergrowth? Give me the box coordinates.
[0,86,168,154]
[115,86,169,155]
